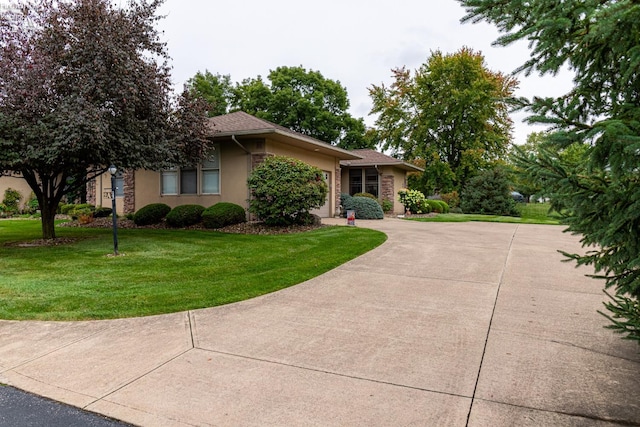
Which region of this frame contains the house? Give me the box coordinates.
[88,111,362,217]
[340,149,423,215]
[2,112,422,218]
[0,174,33,211]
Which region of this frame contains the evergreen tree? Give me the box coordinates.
[460,0,640,342]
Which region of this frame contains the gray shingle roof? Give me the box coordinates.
[206,111,361,160]
[340,149,424,172]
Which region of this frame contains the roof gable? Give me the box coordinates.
[206,111,361,160]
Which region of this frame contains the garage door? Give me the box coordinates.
[311,171,331,218]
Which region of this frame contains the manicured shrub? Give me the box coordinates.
[166,204,205,228]
[63,203,95,219]
[59,203,76,215]
[2,188,22,214]
[23,192,39,214]
[426,199,449,213]
[202,202,246,229]
[397,188,430,214]
[381,199,394,213]
[133,203,171,226]
[353,192,377,200]
[248,156,328,226]
[461,168,519,216]
[93,207,113,218]
[441,191,460,208]
[343,196,384,219]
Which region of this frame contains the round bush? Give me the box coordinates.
[133,203,171,226]
[426,199,449,213]
[248,156,328,226]
[353,192,377,200]
[343,196,384,219]
[93,207,113,218]
[166,204,205,228]
[202,202,246,229]
[397,189,430,214]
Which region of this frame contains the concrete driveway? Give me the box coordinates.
[1,218,639,426]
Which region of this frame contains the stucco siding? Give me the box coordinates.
[0,175,33,210]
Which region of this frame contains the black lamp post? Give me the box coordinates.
[108,165,119,256]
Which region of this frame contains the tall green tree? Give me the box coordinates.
[369,47,517,194]
[185,71,234,117]
[460,0,640,342]
[233,66,374,149]
[0,0,210,239]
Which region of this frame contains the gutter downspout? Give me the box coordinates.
[232,134,251,154]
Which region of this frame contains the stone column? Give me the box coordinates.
[335,167,342,216]
[86,178,96,206]
[381,174,395,202]
[123,170,136,214]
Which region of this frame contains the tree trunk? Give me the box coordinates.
[40,200,57,240]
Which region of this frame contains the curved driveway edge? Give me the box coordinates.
[1,218,639,426]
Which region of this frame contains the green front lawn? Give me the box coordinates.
[0,220,386,321]
[407,203,562,225]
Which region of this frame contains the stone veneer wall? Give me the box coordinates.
[381,174,395,203]
[123,170,135,214]
[251,153,271,170]
[86,178,96,206]
[335,167,341,216]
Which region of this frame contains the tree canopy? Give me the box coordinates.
[459,0,640,342]
[369,47,517,194]
[0,0,209,239]
[185,71,234,117]
[188,65,375,150]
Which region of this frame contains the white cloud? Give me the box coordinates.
[160,1,574,145]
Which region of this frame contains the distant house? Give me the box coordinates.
[340,149,423,215]
[88,111,361,217]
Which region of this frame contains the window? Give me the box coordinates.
[349,168,362,195]
[180,167,197,194]
[160,145,220,195]
[365,168,379,197]
[201,150,220,194]
[114,171,125,197]
[349,168,379,197]
[161,168,178,195]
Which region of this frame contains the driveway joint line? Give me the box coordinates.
[3,326,110,372]
[473,397,640,426]
[465,225,519,426]
[196,347,471,401]
[89,347,195,409]
[187,311,195,349]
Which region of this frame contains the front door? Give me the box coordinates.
[311,171,331,217]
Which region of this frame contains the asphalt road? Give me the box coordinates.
[0,386,131,427]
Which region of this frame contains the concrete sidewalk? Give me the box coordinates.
[1,218,639,426]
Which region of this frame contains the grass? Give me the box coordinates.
[0,220,386,321]
[408,203,562,225]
